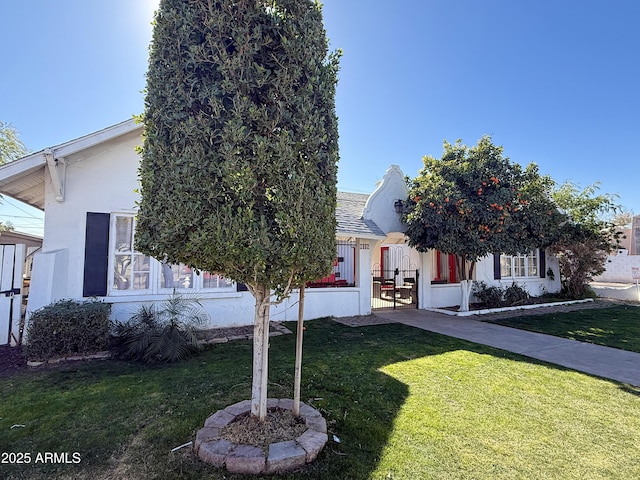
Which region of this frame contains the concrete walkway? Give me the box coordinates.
[372,308,640,387]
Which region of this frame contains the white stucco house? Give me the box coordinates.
[0,119,561,328]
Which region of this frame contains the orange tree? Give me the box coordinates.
[404,136,562,310]
[135,0,340,420]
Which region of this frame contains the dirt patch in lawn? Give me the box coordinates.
[220,407,307,449]
[0,344,27,377]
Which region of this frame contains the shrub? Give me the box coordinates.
[473,281,531,308]
[472,282,504,308]
[503,282,530,305]
[111,291,209,363]
[25,299,111,361]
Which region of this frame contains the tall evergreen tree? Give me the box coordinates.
[136,0,340,419]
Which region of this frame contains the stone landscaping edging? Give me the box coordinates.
[199,322,292,345]
[26,351,111,367]
[427,298,594,317]
[195,398,328,474]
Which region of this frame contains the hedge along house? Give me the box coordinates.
[0,120,561,328]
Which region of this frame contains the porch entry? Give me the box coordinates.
[0,244,25,346]
[371,268,419,310]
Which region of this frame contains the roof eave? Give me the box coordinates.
[51,118,141,158]
[336,229,386,241]
[0,118,142,211]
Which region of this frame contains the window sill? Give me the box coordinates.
[500,277,542,281]
[303,286,360,292]
[102,291,244,303]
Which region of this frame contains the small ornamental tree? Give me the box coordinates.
[404,136,562,311]
[136,0,340,420]
[550,182,624,298]
[0,121,29,230]
[0,120,29,165]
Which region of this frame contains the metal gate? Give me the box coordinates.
[0,244,25,346]
[372,268,418,310]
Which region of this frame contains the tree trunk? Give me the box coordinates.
[251,284,271,420]
[458,260,476,312]
[293,285,305,417]
[459,279,472,312]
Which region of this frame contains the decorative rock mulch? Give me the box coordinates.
[333,314,397,327]
[198,322,292,345]
[195,399,328,474]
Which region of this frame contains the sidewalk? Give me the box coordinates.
[371,308,640,387]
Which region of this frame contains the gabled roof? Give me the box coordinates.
[0,118,388,241]
[336,192,386,239]
[0,119,141,210]
[0,230,43,249]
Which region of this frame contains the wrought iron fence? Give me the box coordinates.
[371,268,419,310]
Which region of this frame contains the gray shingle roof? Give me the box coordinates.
[336,192,386,239]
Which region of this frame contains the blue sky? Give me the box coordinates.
[1,0,639,236]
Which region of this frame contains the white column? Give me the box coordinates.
[357,240,373,315]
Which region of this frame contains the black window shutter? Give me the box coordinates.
[83,213,110,296]
[493,254,501,280]
[539,248,546,278]
[236,283,249,292]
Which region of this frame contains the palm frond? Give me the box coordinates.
[111,290,209,363]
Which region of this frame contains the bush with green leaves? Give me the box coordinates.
[503,282,530,305]
[25,299,111,360]
[473,281,530,308]
[404,136,562,312]
[136,0,340,419]
[472,282,505,308]
[111,292,209,363]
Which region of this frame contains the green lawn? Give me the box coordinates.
[1,318,639,479]
[486,304,640,353]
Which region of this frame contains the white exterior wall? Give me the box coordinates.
[28,130,375,327]
[26,249,69,315]
[27,136,565,323]
[421,252,561,309]
[594,251,640,283]
[372,243,420,274]
[370,243,561,310]
[362,165,408,235]
[271,240,373,321]
[41,131,144,299]
[357,240,374,316]
[271,288,362,321]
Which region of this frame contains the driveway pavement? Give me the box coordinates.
[591,281,640,302]
[370,307,640,387]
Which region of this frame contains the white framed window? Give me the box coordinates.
[109,213,235,295]
[202,271,234,289]
[112,215,151,293]
[159,262,194,290]
[500,250,538,278]
[432,250,459,284]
